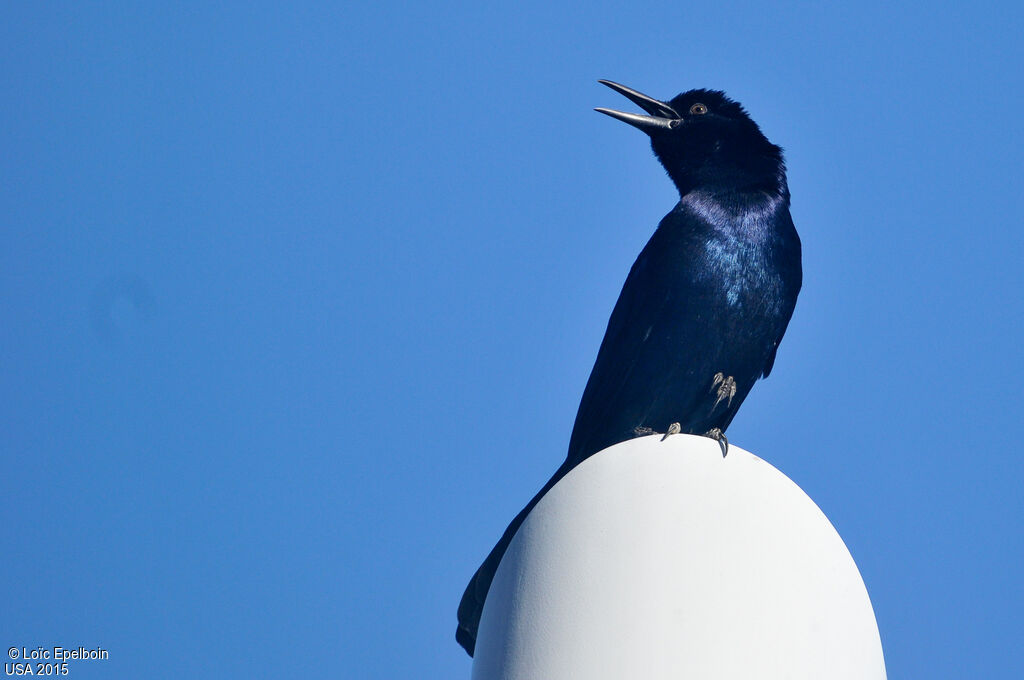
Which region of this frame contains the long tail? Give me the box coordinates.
[456,462,571,657]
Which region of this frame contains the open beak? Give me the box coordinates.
[595,80,680,133]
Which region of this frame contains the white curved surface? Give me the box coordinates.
[472,434,885,679]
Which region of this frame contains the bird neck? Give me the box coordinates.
[677,188,788,238]
[659,134,787,202]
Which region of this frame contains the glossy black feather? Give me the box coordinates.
[457,85,802,656]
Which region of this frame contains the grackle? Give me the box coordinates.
[456,80,802,657]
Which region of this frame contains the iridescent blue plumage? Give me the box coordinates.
[457,82,802,656]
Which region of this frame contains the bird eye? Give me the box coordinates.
[689,103,708,115]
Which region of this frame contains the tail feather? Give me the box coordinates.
[455,463,571,657]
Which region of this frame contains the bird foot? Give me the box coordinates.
[633,426,656,437]
[661,422,682,441]
[704,428,729,457]
[711,373,737,409]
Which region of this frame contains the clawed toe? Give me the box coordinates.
[704,427,729,457]
[711,373,737,409]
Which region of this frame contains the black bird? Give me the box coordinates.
[456,80,802,657]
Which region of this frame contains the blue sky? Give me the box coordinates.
[2,2,1022,678]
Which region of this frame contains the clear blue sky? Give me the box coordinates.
[2,2,1022,678]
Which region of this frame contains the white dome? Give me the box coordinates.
[472,434,886,679]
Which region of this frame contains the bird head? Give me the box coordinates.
[596,80,787,200]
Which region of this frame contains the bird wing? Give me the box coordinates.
[760,211,802,379]
[566,217,706,465]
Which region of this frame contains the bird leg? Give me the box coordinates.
[704,428,729,457]
[711,372,737,409]
[661,422,682,441]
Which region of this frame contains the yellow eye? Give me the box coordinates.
[689,103,708,115]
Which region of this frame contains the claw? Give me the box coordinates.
[711,372,737,409]
[704,427,729,457]
[661,422,682,441]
